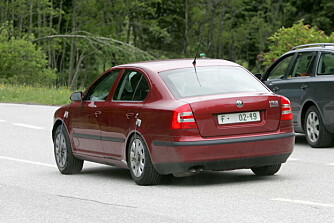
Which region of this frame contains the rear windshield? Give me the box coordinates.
[159,66,268,98]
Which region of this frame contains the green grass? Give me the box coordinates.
[0,84,75,105]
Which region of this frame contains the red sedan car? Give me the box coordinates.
[52,59,294,185]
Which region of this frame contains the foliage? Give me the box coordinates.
[0,84,73,105]
[0,23,57,85]
[1,0,334,88]
[260,20,334,67]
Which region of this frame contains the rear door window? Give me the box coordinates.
[113,70,149,101]
[317,53,334,75]
[289,52,316,78]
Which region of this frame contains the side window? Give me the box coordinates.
[113,70,149,101]
[289,52,316,78]
[84,70,119,101]
[267,55,293,80]
[317,53,334,75]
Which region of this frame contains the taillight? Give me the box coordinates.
[171,104,198,129]
[280,96,292,120]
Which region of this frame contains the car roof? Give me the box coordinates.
[113,59,240,73]
[291,47,334,53]
[279,47,334,58]
[289,43,334,54]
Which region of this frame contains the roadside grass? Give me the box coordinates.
[0,84,74,105]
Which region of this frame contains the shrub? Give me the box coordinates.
[0,22,56,86]
[260,20,334,67]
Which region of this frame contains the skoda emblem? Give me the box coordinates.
[236,100,243,107]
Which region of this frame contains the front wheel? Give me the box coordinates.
[304,106,333,148]
[128,135,161,185]
[54,125,83,174]
[251,164,281,176]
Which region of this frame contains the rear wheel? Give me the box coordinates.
[304,106,333,148]
[128,135,161,185]
[54,125,83,174]
[251,164,281,176]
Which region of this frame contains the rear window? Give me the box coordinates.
[159,66,268,98]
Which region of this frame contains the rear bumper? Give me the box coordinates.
[154,153,291,175]
[150,132,294,175]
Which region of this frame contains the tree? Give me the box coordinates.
[2,0,334,87]
[0,23,56,85]
[260,20,334,67]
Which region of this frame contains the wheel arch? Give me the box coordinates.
[52,119,70,142]
[125,131,151,165]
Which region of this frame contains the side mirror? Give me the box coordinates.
[70,92,83,102]
[254,73,262,80]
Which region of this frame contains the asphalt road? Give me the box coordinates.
[1,103,334,223]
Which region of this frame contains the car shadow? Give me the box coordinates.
[80,166,131,182]
[160,171,285,187]
[79,165,286,186]
[294,133,334,149]
[294,133,309,146]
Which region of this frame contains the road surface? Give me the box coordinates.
[1,103,334,222]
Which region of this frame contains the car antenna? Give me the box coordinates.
[192,36,203,87]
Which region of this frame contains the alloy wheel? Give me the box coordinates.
[55,131,67,167]
[306,111,320,143]
[130,139,145,177]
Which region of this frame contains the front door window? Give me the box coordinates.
[84,70,120,101]
[268,55,293,80]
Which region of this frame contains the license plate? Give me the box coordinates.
[218,111,260,125]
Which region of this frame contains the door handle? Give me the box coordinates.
[301,84,308,90]
[94,111,102,117]
[272,87,280,92]
[126,112,134,119]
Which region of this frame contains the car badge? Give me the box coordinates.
[269,100,279,107]
[236,100,243,107]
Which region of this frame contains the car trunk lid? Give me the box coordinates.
[180,92,281,137]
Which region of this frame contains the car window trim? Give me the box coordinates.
[312,51,321,76]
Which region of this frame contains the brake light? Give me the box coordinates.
[280,96,292,120]
[171,104,198,129]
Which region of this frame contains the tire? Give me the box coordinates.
[304,106,333,148]
[251,164,281,176]
[128,135,161,185]
[54,125,83,174]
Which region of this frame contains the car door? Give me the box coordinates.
[70,69,120,156]
[99,69,150,161]
[263,51,317,129]
[308,51,334,132]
